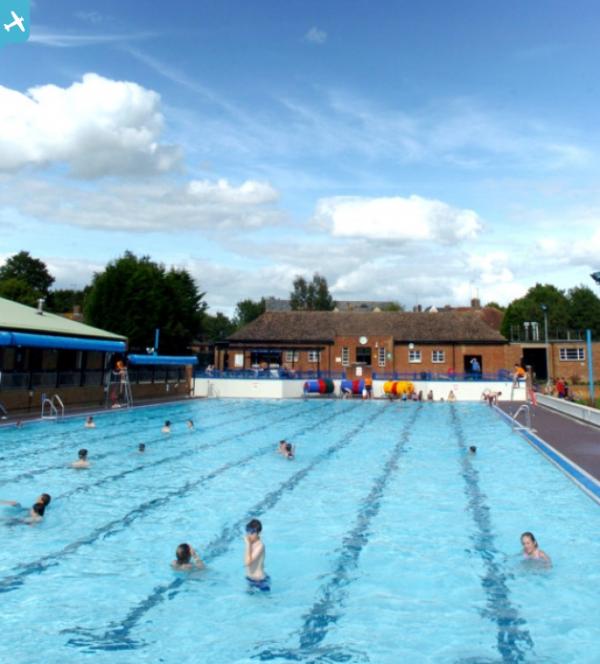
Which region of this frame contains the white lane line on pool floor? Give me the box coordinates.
[62,403,390,652]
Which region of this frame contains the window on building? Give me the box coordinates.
[408,349,422,363]
[356,347,372,365]
[378,347,386,367]
[432,350,445,363]
[285,351,299,362]
[308,350,320,363]
[559,347,585,361]
[341,347,350,366]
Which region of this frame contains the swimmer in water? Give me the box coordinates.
[162,420,171,434]
[171,543,205,571]
[187,419,194,430]
[244,518,269,592]
[26,502,46,524]
[84,416,96,429]
[138,443,146,453]
[284,442,295,460]
[521,531,551,565]
[469,446,477,454]
[277,440,287,455]
[72,448,90,469]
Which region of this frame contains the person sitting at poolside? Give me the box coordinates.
[72,448,90,469]
[283,442,295,460]
[447,390,456,402]
[84,416,96,429]
[162,420,171,434]
[187,419,194,430]
[427,390,434,401]
[341,385,353,399]
[171,543,205,571]
[521,531,551,565]
[138,443,146,453]
[244,518,269,592]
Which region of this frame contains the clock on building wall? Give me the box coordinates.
[359,336,368,345]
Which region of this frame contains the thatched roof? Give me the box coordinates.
[228,311,507,344]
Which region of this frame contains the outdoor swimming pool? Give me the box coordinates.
[1,399,599,663]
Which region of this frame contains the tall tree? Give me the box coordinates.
[47,288,88,314]
[0,278,40,307]
[501,283,570,339]
[567,285,600,337]
[203,312,236,341]
[84,252,206,353]
[0,251,54,296]
[290,273,335,311]
[234,298,266,328]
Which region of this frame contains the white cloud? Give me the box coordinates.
[0,177,283,231]
[0,73,180,177]
[315,194,482,244]
[305,26,327,44]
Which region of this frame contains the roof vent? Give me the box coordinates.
[36,298,45,315]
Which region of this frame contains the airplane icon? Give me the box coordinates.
[4,10,25,33]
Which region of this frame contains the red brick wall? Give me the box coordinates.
[548,341,600,383]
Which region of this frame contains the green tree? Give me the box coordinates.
[234,298,266,328]
[0,251,54,296]
[484,301,504,311]
[290,273,335,311]
[47,288,88,314]
[0,278,40,306]
[380,301,405,312]
[203,312,236,341]
[501,283,570,339]
[84,252,206,353]
[567,285,600,337]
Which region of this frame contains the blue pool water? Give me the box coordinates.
[1,399,599,663]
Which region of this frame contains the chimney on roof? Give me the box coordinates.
[471,297,481,309]
[36,298,45,315]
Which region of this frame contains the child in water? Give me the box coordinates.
[172,543,204,571]
[244,519,269,592]
[521,532,551,565]
[72,449,90,469]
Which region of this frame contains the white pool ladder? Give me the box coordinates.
[41,394,65,420]
[512,404,532,431]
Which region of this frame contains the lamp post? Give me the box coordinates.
[540,304,550,381]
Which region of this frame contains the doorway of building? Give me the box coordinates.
[522,347,547,381]
[463,354,483,377]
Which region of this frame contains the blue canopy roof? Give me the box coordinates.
[127,354,198,366]
[0,331,126,352]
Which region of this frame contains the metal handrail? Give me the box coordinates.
[41,397,57,420]
[52,394,65,418]
[512,404,532,431]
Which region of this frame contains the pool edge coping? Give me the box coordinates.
[494,405,600,506]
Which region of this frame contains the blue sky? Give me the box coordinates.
[1,0,599,312]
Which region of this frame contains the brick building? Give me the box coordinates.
[220,310,520,378]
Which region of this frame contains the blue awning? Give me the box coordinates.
[127,354,198,366]
[3,331,126,352]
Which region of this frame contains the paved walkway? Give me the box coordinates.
[498,402,600,483]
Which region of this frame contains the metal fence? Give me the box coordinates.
[0,367,186,391]
[194,369,512,381]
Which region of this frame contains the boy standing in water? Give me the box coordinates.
[244,518,270,591]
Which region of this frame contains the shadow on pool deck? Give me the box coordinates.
[498,402,600,483]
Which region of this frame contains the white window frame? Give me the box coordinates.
[432,350,445,364]
[378,347,386,367]
[408,349,422,363]
[559,347,584,361]
[341,347,350,367]
[285,351,299,363]
[308,350,320,363]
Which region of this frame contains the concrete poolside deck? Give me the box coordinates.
[498,401,600,484]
